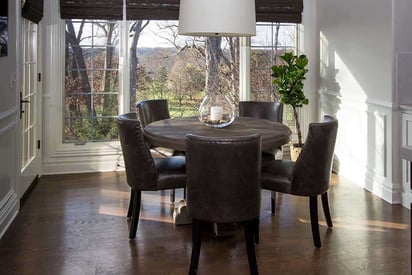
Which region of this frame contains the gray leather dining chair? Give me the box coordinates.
[116,113,186,239]
[239,101,284,160]
[136,99,171,129]
[185,134,261,275]
[136,99,184,203]
[239,101,284,123]
[260,115,338,247]
[239,101,285,215]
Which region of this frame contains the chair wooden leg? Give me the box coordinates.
[271,191,277,215]
[253,217,260,245]
[129,190,141,239]
[244,220,259,275]
[321,192,333,228]
[189,219,202,275]
[127,189,135,218]
[170,189,175,203]
[309,196,321,248]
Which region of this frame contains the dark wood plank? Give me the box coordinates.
[0,172,409,275]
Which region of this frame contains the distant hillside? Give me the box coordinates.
[137,47,204,73]
[137,47,175,72]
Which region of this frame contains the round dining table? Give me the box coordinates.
[143,116,291,151]
[144,116,291,228]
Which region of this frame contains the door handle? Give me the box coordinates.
[20,92,31,119]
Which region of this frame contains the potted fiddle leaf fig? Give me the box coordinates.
[271,52,309,160]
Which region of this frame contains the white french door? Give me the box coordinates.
[19,19,41,199]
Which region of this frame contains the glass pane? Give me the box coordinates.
[93,94,118,116]
[21,64,27,96]
[65,74,91,95]
[251,69,273,93]
[65,95,92,118]
[28,129,34,162]
[21,132,28,166]
[251,49,272,69]
[90,70,119,93]
[252,24,273,47]
[29,63,35,93]
[64,118,92,143]
[277,25,296,47]
[91,46,119,70]
[93,117,118,141]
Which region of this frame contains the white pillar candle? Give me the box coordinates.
[210,106,223,121]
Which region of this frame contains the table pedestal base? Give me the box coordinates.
[212,223,237,237]
[173,200,192,225]
[173,200,238,237]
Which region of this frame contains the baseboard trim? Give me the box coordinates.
[20,175,39,208]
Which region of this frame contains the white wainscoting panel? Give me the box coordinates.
[401,110,412,208]
[0,111,19,238]
[319,90,402,205]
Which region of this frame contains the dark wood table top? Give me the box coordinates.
[144,116,291,151]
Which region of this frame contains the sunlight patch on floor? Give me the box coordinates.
[99,204,127,217]
[98,189,176,221]
[297,217,408,232]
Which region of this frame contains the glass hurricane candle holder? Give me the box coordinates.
[198,94,235,128]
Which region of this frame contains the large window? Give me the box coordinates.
[63,20,299,144]
[251,22,299,130]
[64,20,120,143]
[250,22,298,101]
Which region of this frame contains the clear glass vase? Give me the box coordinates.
[198,94,235,128]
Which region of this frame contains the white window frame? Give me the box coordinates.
[42,0,123,174]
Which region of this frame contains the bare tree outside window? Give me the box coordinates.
[64,20,119,143]
[64,20,298,144]
[250,22,298,130]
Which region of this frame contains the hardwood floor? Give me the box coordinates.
[0,172,409,275]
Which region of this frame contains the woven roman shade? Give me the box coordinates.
[126,0,180,20]
[22,0,44,23]
[256,0,303,23]
[60,0,123,20]
[60,0,303,23]
[0,1,7,17]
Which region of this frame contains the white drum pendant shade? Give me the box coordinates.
[178,0,256,37]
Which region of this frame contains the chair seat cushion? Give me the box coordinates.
[261,160,294,194]
[155,156,187,190]
[261,151,275,161]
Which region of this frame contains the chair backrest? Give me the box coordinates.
[291,115,338,196]
[185,134,262,224]
[136,99,171,128]
[116,113,158,190]
[239,101,284,123]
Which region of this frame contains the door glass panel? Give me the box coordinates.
[21,20,37,169]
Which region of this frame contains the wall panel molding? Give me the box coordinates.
[0,190,18,239]
[0,118,18,239]
[319,89,402,205]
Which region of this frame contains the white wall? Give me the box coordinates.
[394,0,412,106]
[318,0,392,102]
[394,0,412,207]
[0,0,19,238]
[316,0,404,204]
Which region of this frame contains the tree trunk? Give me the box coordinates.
[129,20,149,111]
[227,37,239,104]
[102,23,115,118]
[292,106,303,147]
[65,20,95,118]
[205,37,222,95]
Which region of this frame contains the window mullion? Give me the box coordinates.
[239,37,251,101]
[119,20,130,114]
